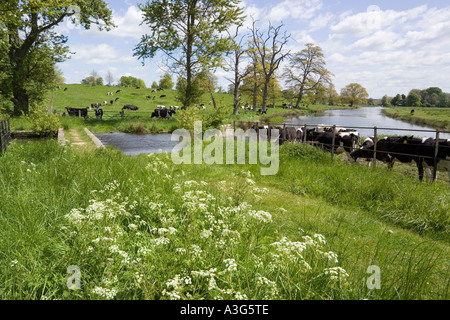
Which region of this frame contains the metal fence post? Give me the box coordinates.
[372,126,378,167]
[433,130,440,182]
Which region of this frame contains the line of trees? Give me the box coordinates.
[382,87,450,108]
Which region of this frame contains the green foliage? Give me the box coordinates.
[406,91,421,107]
[27,104,60,136]
[176,105,228,132]
[340,83,369,107]
[159,73,174,90]
[119,76,146,88]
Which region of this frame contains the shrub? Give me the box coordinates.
[28,104,60,137]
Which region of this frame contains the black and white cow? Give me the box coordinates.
[122,105,139,111]
[66,107,88,118]
[350,136,450,181]
[306,126,360,157]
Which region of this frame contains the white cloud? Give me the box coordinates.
[309,12,334,31]
[267,0,323,22]
[70,43,134,65]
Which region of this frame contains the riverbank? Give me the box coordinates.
[382,107,450,131]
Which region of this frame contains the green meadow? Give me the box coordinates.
[0,138,448,300]
[382,107,450,131]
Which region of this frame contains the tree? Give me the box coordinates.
[391,94,402,106]
[283,43,333,108]
[1,0,114,115]
[159,73,174,90]
[250,20,291,112]
[151,81,158,89]
[134,0,244,108]
[119,76,146,88]
[82,70,103,86]
[381,95,391,107]
[326,84,340,106]
[406,91,421,107]
[198,68,218,109]
[106,70,114,86]
[224,25,251,115]
[340,83,369,107]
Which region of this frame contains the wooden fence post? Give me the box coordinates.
[331,125,336,160]
[283,124,286,144]
[303,124,307,143]
[372,126,378,167]
[433,130,440,182]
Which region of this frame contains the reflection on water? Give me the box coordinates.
[285,107,450,139]
[95,132,180,156]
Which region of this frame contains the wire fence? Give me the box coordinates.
[0,118,12,155]
[234,120,450,183]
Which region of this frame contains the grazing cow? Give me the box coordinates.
[115,97,120,102]
[411,110,415,115]
[160,95,167,98]
[136,87,141,89]
[258,109,267,115]
[116,89,122,94]
[285,126,298,142]
[122,105,139,111]
[146,95,152,100]
[64,88,68,91]
[103,101,108,105]
[351,136,450,181]
[110,100,114,105]
[66,107,88,118]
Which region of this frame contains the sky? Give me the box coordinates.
[55,0,450,99]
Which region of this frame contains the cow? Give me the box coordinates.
[306,127,360,157]
[122,105,139,111]
[64,88,68,91]
[110,100,114,105]
[160,95,167,98]
[66,107,88,118]
[146,96,152,100]
[115,97,120,102]
[350,136,450,182]
[258,109,267,115]
[95,108,103,120]
[116,90,122,94]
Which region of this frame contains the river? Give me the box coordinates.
[284,107,450,139]
[95,107,450,155]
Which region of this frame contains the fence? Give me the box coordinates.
[0,118,12,155]
[234,120,450,183]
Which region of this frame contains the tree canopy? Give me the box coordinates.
[0,0,114,114]
[340,83,369,107]
[134,0,244,108]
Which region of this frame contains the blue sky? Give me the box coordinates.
[55,0,450,99]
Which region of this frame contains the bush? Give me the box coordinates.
[28,104,60,137]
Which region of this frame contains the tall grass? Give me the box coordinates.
[0,139,448,300]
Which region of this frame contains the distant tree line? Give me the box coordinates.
[381,87,450,108]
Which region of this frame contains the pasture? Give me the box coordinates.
[382,107,450,131]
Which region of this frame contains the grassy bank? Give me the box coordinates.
[0,139,448,300]
[382,107,450,131]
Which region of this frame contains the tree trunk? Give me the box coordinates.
[210,91,217,109]
[295,85,304,109]
[262,80,269,112]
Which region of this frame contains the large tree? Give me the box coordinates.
[283,43,333,108]
[134,0,244,108]
[250,20,290,112]
[340,83,369,107]
[224,25,251,115]
[0,0,114,115]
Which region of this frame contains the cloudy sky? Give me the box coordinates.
[55,0,450,99]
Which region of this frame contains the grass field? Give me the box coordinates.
[382,107,450,131]
[0,139,448,300]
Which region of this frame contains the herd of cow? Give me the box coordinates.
[252,124,450,182]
